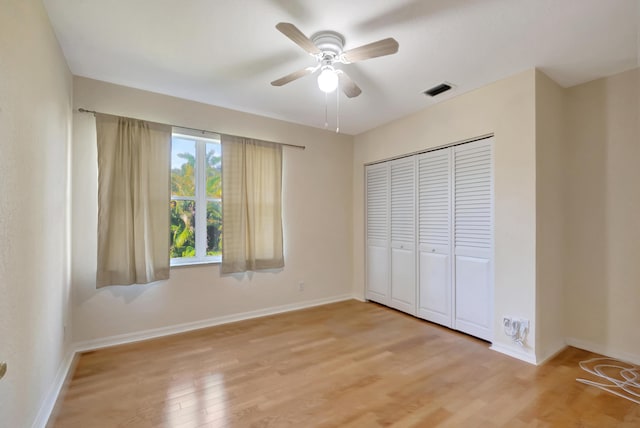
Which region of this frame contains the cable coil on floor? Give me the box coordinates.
[577,357,640,404]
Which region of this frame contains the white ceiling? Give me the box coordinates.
[43,0,639,135]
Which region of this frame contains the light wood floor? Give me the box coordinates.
[49,300,640,427]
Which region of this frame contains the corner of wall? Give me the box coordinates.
[562,67,640,362]
[533,69,568,363]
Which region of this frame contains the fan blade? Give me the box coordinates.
[276,22,321,55]
[341,38,399,63]
[271,66,318,86]
[338,71,362,98]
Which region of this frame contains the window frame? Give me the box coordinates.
[170,130,222,267]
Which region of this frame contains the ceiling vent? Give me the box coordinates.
[424,83,453,97]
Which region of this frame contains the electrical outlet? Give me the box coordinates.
[504,316,529,346]
[515,318,529,335]
[298,281,305,291]
[511,318,529,329]
[503,316,512,327]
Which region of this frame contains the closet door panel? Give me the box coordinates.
[390,157,416,315]
[455,255,491,339]
[417,150,452,326]
[366,163,390,305]
[453,139,493,341]
[418,251,450,326]
[367,244,389,301]
[390,245,415,313]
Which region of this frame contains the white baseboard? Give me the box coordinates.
[535,342,568,366]
[490,342,537,365]
[31,348,77,428]
[74,294,355,352]
[566,337,640,365]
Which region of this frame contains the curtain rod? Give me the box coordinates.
[77,108,306,150]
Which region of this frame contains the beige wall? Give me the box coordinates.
[353,70,539,361]
[565,67,640,362]
[0,0,73,426]
[534,70,568,362]
[71,77,354,344]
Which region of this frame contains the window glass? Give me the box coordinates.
[170,133,222,265]
[206,143,222,198]
[207,201,222,255]
[170,200,196,258]
[171,137,196,197]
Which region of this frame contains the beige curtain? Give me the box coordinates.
[221,135,284,274]
[96,114,171,287]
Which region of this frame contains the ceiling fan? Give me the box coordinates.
[271,22,399,98]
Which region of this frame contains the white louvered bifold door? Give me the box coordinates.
[417,149,452,327]
[365,163,390,305]
[389,157,416,315]
[453,138,494,341]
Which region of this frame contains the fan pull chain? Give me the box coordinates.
[336,89,340,133]
[324,91,329,129]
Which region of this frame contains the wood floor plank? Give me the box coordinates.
[49,300,640,427]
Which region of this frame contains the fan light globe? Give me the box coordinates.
[317,68,338,93]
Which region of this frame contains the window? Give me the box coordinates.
[170,132,222,265]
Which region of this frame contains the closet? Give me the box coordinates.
[365,137,494,342]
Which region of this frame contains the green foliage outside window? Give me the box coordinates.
[204,146,222,256]
[170,144,222,259]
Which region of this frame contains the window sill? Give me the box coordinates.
[170,259,221,268]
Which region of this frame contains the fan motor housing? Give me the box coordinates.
[311,31,345,59]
